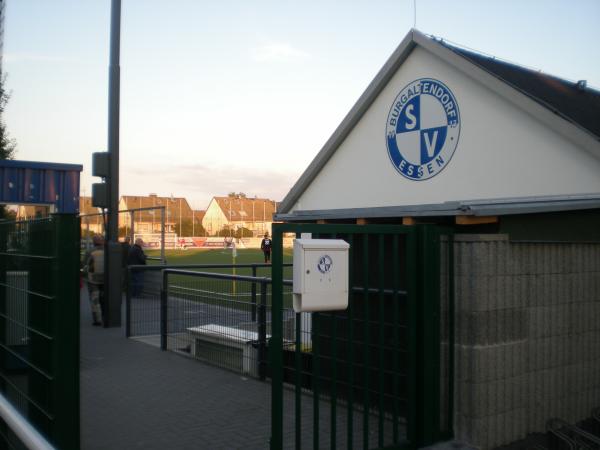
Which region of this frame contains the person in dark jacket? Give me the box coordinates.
[121,236,132,268]
[260,233,272,263]
[121,236,132,290]
[128,238,147,297]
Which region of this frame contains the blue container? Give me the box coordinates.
[0,160,83,213]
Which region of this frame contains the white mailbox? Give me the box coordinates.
[293,238,350,312]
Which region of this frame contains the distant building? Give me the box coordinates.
[202,195,277,236]
[16,205,48,220]
[119,193,195,235]
[79,196,103,235]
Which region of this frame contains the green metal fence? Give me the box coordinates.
[270,223,453,449]
[0,215,80,450]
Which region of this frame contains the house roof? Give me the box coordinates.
[212,196,277,222]
[120,195,192,223]
[193,210,206,222]
[441,42,600,139]
[277,29,600,216]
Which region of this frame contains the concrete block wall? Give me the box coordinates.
[452,235,600,449]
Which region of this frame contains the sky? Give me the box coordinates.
[3,0,600,211]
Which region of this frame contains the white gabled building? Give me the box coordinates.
[276,29,600,449]
[202,195,278,236]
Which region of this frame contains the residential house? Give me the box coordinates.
[119,194,194,235]
[202,196,277,236]
[79,196,103,235]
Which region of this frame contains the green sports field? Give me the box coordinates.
[146,247,293,266]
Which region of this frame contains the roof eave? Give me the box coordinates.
[274,194,600,222]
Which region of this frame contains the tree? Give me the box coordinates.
[175,219,206,237]
[0,76,16,160]
[0,75,17,220]
[216,226,252,239]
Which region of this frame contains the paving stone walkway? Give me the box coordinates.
[80,288,272,450]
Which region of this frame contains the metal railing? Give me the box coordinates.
[0,394,55,450]
[125,263,290,339]
[159,269,294,380]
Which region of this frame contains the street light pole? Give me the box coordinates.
[105,0,122,327]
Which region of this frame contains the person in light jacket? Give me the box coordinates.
[84,234,105,326]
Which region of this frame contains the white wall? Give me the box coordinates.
[202,199,228,235]
[292,47,600,212]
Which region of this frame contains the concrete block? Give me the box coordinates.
[459,375,527,418]
[458,308,527,346]
[528,305,569,338]
[457,408,527,450]
[456,341,527,384]
[527,336,570,371]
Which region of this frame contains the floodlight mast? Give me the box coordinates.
[105,0,122,327]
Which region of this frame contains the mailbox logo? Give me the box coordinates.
[317,255,333,274]
[386,78,460,181]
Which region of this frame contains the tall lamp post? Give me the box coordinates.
[104,0,122,327]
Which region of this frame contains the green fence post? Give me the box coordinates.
[52,214,81,450]
[416,224,441,446]
[270,223,284,450]
[406,227,418,445]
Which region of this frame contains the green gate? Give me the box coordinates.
[270,223,453,449]
[0,215,80,449]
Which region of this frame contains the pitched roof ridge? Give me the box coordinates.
[434,35,600,93]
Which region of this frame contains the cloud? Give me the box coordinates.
[250,42,311,63]
[121,162,300,208]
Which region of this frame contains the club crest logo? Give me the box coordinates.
[317,255,333,274]
[386,78,460,181]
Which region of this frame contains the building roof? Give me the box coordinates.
[441,41,600,139]
[277,29,600,216]
[120,194,192,223]
[212,196,277,222]
[193,210,206,223]
[275,193,600,222]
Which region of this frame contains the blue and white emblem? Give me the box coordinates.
[317,255,333,274]
[386,78,460,180]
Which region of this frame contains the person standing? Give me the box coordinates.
[121,236,131,268]
[84,234,105,326]
[260,232,272,263]
[121,236,132,289]
[128,238,147,297]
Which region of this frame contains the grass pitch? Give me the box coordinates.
[146,247,293,266]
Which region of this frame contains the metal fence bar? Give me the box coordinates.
[392,234,400,443]
[362,234,370,450]
[377,233,385,448]
[0,394,55,450]
[270,226,284,450]
[258,281,267,381]
[312,311,320,450]
[295,311,302,450]
[125,267,132,337]
[447,234,455,437]
[346,234,355,450]
[160,271,168,351]
[251,265,258,322]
